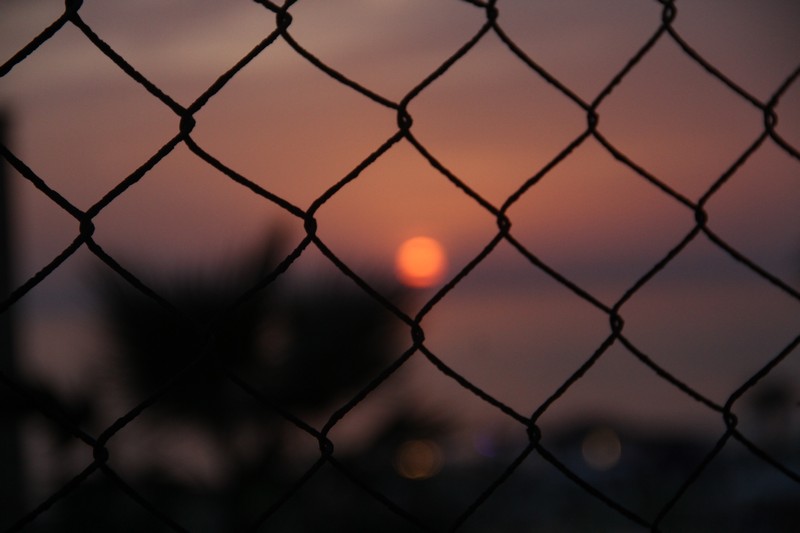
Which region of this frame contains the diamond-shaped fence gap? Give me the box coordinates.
[407,31,586,208]
[90,142,301,277]
[495,0,661,100]
[670,0,800,101]
[76,0,274,107]
[342,356,547,530]
[597,36,764,200]
[656,436,800,532]
[321,364,497,530]
[313,141,497,291]
[325,336,535,490]
[285,0,485,102]
[505,140,694,303]
[421,241,610,422]
[311,315,541,530]
[190,40,397,209]
[620,237,800,407]
[703,142,800,290]
[0,33,177,210]
[534,344,724,519]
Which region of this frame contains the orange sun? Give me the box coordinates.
[395,236,447,288]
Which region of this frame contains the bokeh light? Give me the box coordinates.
[393,439,443,480]
[581,427,622,471]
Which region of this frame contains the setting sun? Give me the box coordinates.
[395,236,447,288]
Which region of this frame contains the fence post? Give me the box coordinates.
[0,109,24,522]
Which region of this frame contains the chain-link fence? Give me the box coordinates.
[1,0,799,531]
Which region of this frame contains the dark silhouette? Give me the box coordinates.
[0,110,25,529]
[21,231,456,532]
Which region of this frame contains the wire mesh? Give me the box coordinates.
[1,0,798,531]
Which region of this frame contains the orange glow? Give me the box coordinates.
[393,439,443,480]
[395,236,447,288]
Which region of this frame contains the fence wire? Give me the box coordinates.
[1,0,798,531]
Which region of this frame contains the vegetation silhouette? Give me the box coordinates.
[35,231,453,532]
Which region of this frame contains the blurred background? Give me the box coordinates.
[1,0,799,531]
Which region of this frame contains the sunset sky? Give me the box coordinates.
[1,0,799,441]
